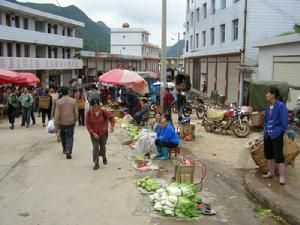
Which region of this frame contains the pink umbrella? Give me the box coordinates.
[99,69,148,94]
[13,72,40,86]
[0,69,19,84]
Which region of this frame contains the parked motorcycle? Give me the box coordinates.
[202,104,251,138]
[172,96,206,119]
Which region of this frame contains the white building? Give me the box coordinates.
[183,0,300,104]
[0,0,84,87]
[111,23,160,72]
[255,33,300,109]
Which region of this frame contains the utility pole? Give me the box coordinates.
[160,0,167,109]
[176,32,180,71]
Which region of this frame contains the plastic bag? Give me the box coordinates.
[47,120,56,134]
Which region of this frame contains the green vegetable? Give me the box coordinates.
[136,177,162,192]
[176,196,199,218]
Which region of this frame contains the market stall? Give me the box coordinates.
[99,69,148,95]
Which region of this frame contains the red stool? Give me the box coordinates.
[169,147,180,159]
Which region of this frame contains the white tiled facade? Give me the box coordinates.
[111,27,160,72]
[0,0,84,87]
[184,0,300,104]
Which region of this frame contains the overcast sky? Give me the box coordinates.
[18,0,186,46]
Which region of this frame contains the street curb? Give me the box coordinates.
[244,170,300,225]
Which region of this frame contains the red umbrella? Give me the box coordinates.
[13,72,40,86]
[0,69,19,84]
[99,69,148,94]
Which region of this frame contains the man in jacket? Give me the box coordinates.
[155,118,179,160]
[163,88,174,115]
[20,87,33,128]
[6,87,19,129]
[263,87,288,185]
[55,87,78,159]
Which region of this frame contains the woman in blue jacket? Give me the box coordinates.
[155,118,179,160]
[263,87,288,185]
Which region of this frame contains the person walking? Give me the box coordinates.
[6,87,19,129]
[163,88,174,115]
[263,87,288,185]
[86,98,115,170]
[29,87,36,125]
[39,89,52,127]
[75,88,86,126]
[20,87,34,128]
[176,89,186,121]
[54,87,78,159]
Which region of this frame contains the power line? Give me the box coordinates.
[258,0,298,22]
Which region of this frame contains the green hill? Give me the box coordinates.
[7,0,111,52]
[167,40,185,57]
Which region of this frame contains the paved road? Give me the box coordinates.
[0,118,283,225]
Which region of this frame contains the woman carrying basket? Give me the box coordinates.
[263,87,288,185]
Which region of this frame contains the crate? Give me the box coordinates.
[175,164,195,184]
[178,124,195,140]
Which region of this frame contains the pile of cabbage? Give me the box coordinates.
[149,183,199,218]
[136,176,162,192]
[122,124,140,141]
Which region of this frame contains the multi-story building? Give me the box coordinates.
[0,0,84,87]
[184,0,300,103]
[111,23,160,72]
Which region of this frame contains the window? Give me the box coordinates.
[67,27,72,37]
[203,3,207,19]
[16,43,21,57]
[62,27,65,36]
[48,23,51,33]
[53,25,58,34]
[0,42,3,56]
[53,47,58,58]
[15,16,20,28]
[186,22,189,32]
[196,33,199,48]
[211,0,216,14]
[6,14,11,26]
[23,18,28,30]
[220,0,226,9]
[234,0,239,3]
[24,44,30,57]
[186,40,189,52]
[187,0,190,13]
[191,12,194,26]
[196,8,200,22]
[210,28,215,45]
[66,48,71,58]
[220,24,226,43]
[202,31,206,46]
[232,19,239,40]
[123,35,126,38]
[7,43,13,57]
[122,47,126,50]
[48,46,52,58]
[0,12,2,25]
[190,35,193,50]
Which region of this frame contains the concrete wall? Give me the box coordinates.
[257,42,300,80]
[111,45,142,57]
[111,32,143,46]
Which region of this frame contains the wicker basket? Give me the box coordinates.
[250,112,264,127]
[250,135,300,173]
[39,96,50,109]
[175,164,195,184]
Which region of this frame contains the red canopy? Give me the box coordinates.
[13,72,40,85]
[99,69,148,94]
[0,69,19,84]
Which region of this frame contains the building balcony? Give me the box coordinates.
[0,57,83,70]
[0,25,83,48]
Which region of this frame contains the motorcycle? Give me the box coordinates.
[202,104,251,138]
[172,96,206,119]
